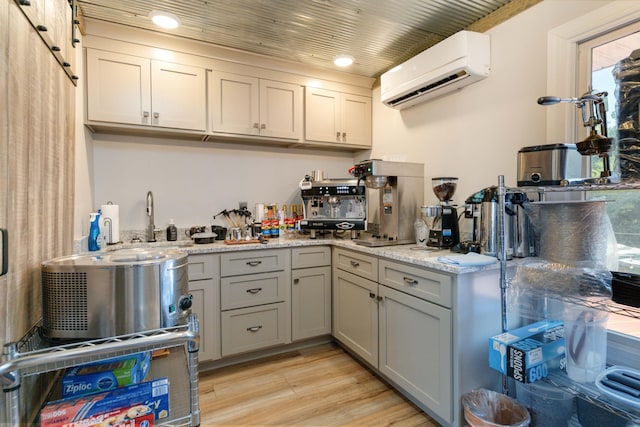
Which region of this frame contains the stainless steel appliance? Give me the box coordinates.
[424,177,460,248]
[350,160,424,246]
[517,143,583,186]
[41,248,191,340]
[537,91,614,183]
[465,187,535,259]
[299,177,366,239]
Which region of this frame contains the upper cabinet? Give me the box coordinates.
[86,49,207,132]
[211,71,303,141]
[305,87,372,147]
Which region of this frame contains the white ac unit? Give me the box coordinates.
[380,30,490,110]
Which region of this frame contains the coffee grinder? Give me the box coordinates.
[425,177,460,248]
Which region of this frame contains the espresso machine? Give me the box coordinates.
[299,177,366,238]
[425,177,460,248]
[349,160,424,246]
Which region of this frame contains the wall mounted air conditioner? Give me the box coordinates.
[381,30,490,110]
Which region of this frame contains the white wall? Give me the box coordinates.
[76,0,616,240]
[90,134,355,233]
[369,0,610,208]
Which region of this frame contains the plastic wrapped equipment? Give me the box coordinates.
[462,389,530,427]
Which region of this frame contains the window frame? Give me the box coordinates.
[546,2,640,369]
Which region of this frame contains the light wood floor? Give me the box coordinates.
[198,342,440,427]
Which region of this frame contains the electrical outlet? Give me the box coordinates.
[239,201,247,210]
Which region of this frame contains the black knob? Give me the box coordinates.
[531,172,541,183]
[179,294,193,311]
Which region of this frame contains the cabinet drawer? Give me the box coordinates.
[220,249,290,277]
[292,246,331,269]
[221,302,290,356]
[333,248,378,282]
[221,271,288,310]
[187,254,218,280]
[379,259,452,308]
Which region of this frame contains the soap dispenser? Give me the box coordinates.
[88,211,101,251]
[166,219,178,241]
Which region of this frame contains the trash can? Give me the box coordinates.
[462,389,531,427]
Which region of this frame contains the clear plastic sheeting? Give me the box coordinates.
[510,261,612,300]
[462,388,531,427]
[524,200,618,270]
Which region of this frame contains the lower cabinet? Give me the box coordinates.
[187,254,221,362]
[378,284,452,423]
[332,268,379,366]
[291,246,332,341]
[219,249,291,357]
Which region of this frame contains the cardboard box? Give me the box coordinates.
[61,410,154,427]
[489,320,566,383]
[62,352,151,398]
[40,378,169,427]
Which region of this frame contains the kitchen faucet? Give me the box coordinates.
[146,190,156,242]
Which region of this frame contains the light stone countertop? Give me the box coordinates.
[101,233,509,275]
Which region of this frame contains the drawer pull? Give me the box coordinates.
[246,287,262,294]
[369,292,376,299]
[350,260,360,268]
[293,278,300,284]
[403,277,418,286]
[246,260,262,267]
[246,325,263,332]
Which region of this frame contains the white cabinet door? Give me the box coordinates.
[151,61,206,131]
[188,277,220,362]
[342,93,372,146]
[378,285,453,424]
[304,87,372,146]
[332,268,378,366]
[292,266,331,341]
[259,79,302,140]
[305,87,341,143]
[212,72,302,140]
[86,49,151,126]
[211,71,259,135]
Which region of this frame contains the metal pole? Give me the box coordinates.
[497,175,509,395]
[2,342,21,426]
[187,314,201,426]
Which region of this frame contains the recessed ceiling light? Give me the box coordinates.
[149,10,181,29]
[333,55,354,67]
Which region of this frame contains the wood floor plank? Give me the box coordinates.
[198,342,439,427]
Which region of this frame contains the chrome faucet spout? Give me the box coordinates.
[146,191,156,242]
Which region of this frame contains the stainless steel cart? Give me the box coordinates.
[1,314,200,426]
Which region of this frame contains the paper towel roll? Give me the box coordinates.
[100,202,120,244]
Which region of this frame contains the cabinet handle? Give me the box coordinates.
[350,260,360,268]
[336,131,341,140]
[253,123,259,129]
[18,0,31,5]
[143,111,149,118]
[246,325,263,332]
[153,112,159,119]
[246,287,262,294]
[36,25,48,32]
[369,292,376,299]
[342,132,347,140]
[403,277,418,287]
[377,295,383,302]
[246,260,262,267]
[51,46,61,52]
[260,124,266,130]
[293,278,299,284]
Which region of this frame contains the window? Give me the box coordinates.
[577,22,640,338]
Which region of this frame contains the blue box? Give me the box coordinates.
[41,377,169,427]
[62,352,151,398]
[489,320,566,383]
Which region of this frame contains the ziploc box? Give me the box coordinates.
[489,320,565,383]
[62,352,152,398]
[40,377,169,427]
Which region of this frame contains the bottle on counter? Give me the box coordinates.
[88,211,101,251]
[166,219,178,241]
[270,204,280,238]
[262,206,272,239]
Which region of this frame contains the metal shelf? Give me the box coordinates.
[0,315,201,427]
[520,179,640,193]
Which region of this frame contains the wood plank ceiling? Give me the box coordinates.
[76,0,542,78]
